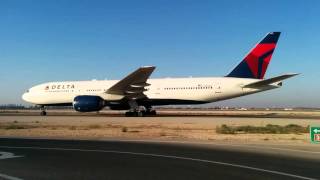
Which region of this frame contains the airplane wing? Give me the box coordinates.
[106,66,156,99]
[243,73,299,88]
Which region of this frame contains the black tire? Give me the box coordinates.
[125,112,132,117]
[125,111,145,117]
[40,111,47,116]
[137,111,144,117]
[150,110,157,115]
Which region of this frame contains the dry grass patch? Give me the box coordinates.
[216,124,309,134]
[87,124,102,129]
[4,124,26,130]
[122,127,128,132]
[69,126,77,130]
[159,132,166,136]
[0,123,35,130]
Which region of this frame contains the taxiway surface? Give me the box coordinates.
[0,138,319,180]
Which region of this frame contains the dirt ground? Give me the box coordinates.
[0,111,319,144]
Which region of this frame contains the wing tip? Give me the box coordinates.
[141,65,156,68]
[284,73,300,77]
[140,66,156,71]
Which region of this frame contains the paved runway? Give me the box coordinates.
[0,138,319,180]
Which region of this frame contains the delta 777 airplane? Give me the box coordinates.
[22,32,298,116]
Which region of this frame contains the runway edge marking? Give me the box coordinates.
[0,145,316,180]
[0,173,23,180]
[0,152,23,160]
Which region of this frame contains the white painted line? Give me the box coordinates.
[238,145,320,154]
[0,173,23,180]
[0,145,316,180]
[95,139,320,154]
[170,140,320,154]
[0,152,23,160]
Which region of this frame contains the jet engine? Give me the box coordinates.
[73,95,105,112]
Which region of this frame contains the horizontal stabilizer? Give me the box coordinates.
[243,73,299,88]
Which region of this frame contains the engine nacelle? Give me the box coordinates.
[73,95,105,112]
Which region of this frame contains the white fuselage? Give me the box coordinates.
[22,77,279,106]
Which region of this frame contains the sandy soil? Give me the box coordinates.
[0,114,319,145]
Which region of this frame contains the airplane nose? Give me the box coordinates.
[22,93,30,102]
[22,91,38,104]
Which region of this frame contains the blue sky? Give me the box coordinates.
[0,0,319,107]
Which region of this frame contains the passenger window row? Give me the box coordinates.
[164,86,213,90]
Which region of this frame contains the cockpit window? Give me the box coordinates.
[26,89,30,93]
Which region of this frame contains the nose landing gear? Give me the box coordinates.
[40,106,47,116]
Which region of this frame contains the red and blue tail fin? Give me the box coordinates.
[226,32,281,79]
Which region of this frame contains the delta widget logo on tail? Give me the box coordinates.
[227,32,281,79]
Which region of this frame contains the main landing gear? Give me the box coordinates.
[125,101,157,117]
[125,111,144,117]
[124,109,157,117]
[40,106,47,116]
[145,109,157,116]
